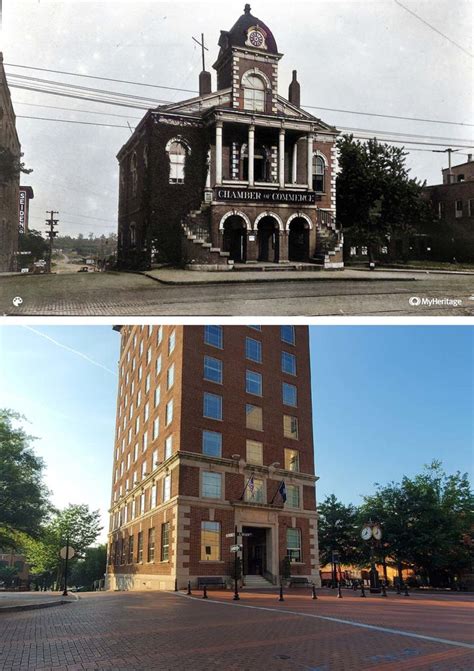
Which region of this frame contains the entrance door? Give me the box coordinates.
[243,527,267,575]
[289,219,309,261]
[257,219,279,262]
[223,217,247,263]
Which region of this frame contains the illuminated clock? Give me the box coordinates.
[372,525,382,540]
[249,30,264,48]
[361,525,372,541]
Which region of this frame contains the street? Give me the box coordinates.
[1,270,473,316]
[0,589,472,670]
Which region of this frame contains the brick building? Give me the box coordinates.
[0,52,21,272]
[116,4,342,271]
[106,325,321,591]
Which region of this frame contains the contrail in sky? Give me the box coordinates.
[23,326,117,376]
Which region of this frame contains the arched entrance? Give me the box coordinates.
[223,216,247,262]
[288,218,310,261]
[257,217,280,262]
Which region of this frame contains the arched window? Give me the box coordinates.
[312,154,326,192]
[240,143,272,182]
[242,72,266,112]
[167,140,189,184]
[130,153,138,196]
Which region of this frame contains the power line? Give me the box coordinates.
[393,0,473,58]
[13,100,143,120]
[17,115,133,129]
[6,65,473,128]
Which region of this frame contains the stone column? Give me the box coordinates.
[279,230,289,262]
[279,128,285,188]
[307,133,314,189]
[215,121,223,185]
[248,124,255,186]
[205,149,211,188]
[292,141,298,184]
[246,230,258,262]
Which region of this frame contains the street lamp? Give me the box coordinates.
[361,521,381,593]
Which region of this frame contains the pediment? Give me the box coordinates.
[158,89,232,116]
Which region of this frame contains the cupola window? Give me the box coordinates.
[242,72,266,112]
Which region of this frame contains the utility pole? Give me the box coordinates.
[192,33,208,71]
[45,211,59,273]
[432,148,459,184]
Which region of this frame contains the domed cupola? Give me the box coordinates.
[218,4,278,56]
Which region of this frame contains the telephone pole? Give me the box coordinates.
[45,211,59,273]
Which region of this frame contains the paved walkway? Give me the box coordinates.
[0,589,472,670]
[0,591,75,611]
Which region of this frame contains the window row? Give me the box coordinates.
[200,523,302,563]
[112,472,172,524]
[114,436,174,489]
[202,431,300,471]
[110,522,170,565]
[200,471,302,508]
[204,325,296,349]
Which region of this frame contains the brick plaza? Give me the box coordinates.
[1,588,472,670]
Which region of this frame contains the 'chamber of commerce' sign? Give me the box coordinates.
[19,190,26,233]
[214,187,317,205]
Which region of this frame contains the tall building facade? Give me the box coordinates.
[106,325,321,591]
[116,5,342,271]
[0,53,21,272]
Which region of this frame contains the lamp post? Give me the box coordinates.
[361,522,381,593]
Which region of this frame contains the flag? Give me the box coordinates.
[248,475,255,496]
[278,480,287,503]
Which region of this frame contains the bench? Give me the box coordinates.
[197,577,226,590]
[289,577,311,588]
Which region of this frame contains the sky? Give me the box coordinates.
[1,0,472,237]
[0,324,472,543]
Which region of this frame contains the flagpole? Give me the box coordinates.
[239,475,252,500]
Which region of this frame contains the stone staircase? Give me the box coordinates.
[313,209,344,269]
[181,207,233,271]
[242,574,275,589]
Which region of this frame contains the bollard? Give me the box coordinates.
[202,584,208,599]
[403,583,410,597]
[337,582,343,598]
[278,585,284,602]
[174,578,178,592]
[187,580,192,595]
[360,582,366,598]
[396,581,401,595]
[311,584,318,600]
[381,582,387,597]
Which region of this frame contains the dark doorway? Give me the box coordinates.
[289,219,309,261]
[257,218,279,262]
[223,216,247,262]
[243,527,267,575]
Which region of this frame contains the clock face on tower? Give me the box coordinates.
[248,30,264,48]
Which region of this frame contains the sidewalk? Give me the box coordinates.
[0,591,77,612]
[139,266,422,285]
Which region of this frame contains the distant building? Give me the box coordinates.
[0,550,30,588]
[19,185,34,234]
[116,5,343,271]
[0,52,21,272]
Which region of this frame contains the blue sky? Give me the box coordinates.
[0,325,472,542]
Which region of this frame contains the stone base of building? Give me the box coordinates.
[106,572,176,592]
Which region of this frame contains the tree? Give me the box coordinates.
[0,410,51,549]
[317,494,360,568]
[0,565,18,586]
[70,545,107,590]
[18,229,49,261]
[361,462,473,587]
[0,146,32,184]
[336,135,434,261]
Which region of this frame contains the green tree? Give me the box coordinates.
[317,494,360,567]
[0,146,32,183]
[18,229,49,261]
[70,544,106,590]
[361,462,473,587]
[0,565,18,586]
[0,410,51,549]
[336,135,434,261]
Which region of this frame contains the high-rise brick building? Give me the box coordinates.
[106,325,320,591]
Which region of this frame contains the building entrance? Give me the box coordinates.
[243,526,267,575]
[222,216,247,262]
[257,218,279,262]
[289,218,310,261]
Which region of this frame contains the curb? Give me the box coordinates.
[0,599,75,613]
[351,266,474,276]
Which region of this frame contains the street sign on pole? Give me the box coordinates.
[60,546,75,560]
[240,532,252,537]
[225,533,235,538]
[230,545,241,552]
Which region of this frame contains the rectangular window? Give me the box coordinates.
[201,521,220,561]
[161,522,169,561]
[246,370,262,396]
[164,435,173,460]
[141,461,148,478]
[246,404,263,431]
[167,363,175,389]
[281,352,296,376]
[468,199,474,217]
[154,385,161,407]
[151,483,157,507]
[203,392,222,420]
[282,382,297,407]
[245,477,264,503]
[204,325,223,349]
[245,337,262,363]
[246,439,263,465]
[204,356,223,384]
[287,528,301,562]
[350,246,357,256]
[455,200,463,217]
[128,535,134,564]
[202,430,222,457]
[284,415,299,440]
[281,325,295,345]
[248,325,262,331]
[147,528,155,562]
[286,484,300,508]
[165,399,173,425]
[144,402,149,422]
[142,432,147,452]
[137,531,143,562]
[156,355,162,375]
[284,448,300,472]
[157,326,163,345]
[153,417,160,440]
[163,474,171,501]
[168,330,176,355]
[202,471,222,499]
[152,449,159,467]
[145,373,150,393]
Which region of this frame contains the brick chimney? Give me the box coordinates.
[288,70,300,107]
[199,70,212,96]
